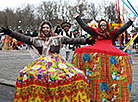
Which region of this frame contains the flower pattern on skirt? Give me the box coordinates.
[14,53,90,102]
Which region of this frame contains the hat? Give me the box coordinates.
[61,22,71,29]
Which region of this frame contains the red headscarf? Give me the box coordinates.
[89,19,117,39]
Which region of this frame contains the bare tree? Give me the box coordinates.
[21,4,35,30]
[103,2,116,23]
[0,0,137,32]
[0,8,16,28]
[86,3,99,21]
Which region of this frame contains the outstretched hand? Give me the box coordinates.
[86,37,95,45]
[0,26,11,34]
[73,13,79,18]
[130,16,136,21]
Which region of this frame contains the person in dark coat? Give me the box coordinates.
[54,25,62,35]
[31,29,38,37]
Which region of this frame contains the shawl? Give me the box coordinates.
[88,19,118,40]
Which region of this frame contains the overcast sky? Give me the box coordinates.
[0,0,137,27]
[0,0,137,10]
[0,0,41,10]
[0,0,137,22]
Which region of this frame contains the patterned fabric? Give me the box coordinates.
[88,19,117,40]
[14,53,90,102]
[72,40,133,102]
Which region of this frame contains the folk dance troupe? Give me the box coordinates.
[0,7,136,102]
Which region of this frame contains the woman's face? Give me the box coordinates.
[100,23,107,31]
[41,24,51,35]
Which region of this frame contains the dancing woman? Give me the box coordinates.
[0,21,95,102]
[72,13,136,102]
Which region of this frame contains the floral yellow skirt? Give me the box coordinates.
[14,53,90,102]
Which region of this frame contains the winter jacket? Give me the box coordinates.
[7,31,87,56]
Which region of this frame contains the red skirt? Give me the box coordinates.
[72,40,133,102]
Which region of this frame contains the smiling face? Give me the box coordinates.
[41,24,51,35]
[100,23,107,31]
[40,21,52,37]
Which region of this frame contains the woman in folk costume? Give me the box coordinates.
[0,21,95,102]
[72,13,136,102]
